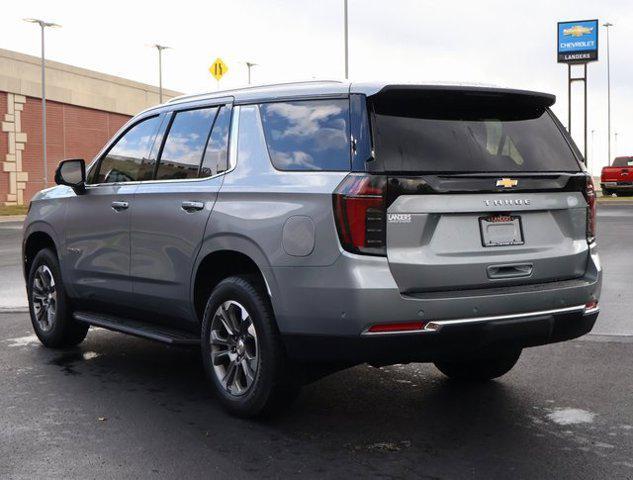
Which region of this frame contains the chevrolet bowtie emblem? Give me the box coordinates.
[496,178,518,188]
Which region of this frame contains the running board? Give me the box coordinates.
[73,311,200,346]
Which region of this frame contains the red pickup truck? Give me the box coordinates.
[601,156,633,196]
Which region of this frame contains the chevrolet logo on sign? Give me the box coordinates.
[496,178,518,188]
[563,25,594,37]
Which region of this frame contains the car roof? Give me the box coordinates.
[142,80,556,114]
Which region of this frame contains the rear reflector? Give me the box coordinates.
[367,321,426,333]
[585,299,599,311]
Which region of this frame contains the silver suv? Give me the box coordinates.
[23,81,601,417]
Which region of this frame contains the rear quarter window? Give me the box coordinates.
[259,99,350,171]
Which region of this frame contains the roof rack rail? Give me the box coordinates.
[166,79,343,104]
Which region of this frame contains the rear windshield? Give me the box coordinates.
[612,157,633,167]
[370,92,581,173]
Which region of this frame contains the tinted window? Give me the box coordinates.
[200,106,231,177]
[95,116,161,183]
[259,99,350,171]
[155,108,217,180]
[612,157,633,167]
[371,94,580,173]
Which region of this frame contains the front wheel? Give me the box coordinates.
[27,248,89,348]
[201,275,300,417]
[434,349,522,381]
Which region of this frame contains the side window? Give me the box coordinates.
[200,106,231,177]
[94,116,162,184]
[259,99,350,171]
[155,107,218,180]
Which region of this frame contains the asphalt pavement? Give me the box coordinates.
[1,204,632,479]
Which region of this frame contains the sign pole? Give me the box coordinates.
[567,64,572,133]
[584,63,588,163]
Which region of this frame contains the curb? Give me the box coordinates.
[0,215,26,223]
[0,307,29,314]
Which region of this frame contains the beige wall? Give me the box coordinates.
[0,48,182,116]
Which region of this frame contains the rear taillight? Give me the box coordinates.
[333,173,387,256]
[583,175,597,243]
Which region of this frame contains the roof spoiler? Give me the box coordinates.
[367,84,556,108]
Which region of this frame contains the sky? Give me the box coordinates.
[2,0,632,176]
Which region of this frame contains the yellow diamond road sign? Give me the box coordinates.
[210,58,228,81]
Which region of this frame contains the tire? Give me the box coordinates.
[201,275,300,417]
[434,349,522,381]
[602,189,612,196]
[27,248,89,348]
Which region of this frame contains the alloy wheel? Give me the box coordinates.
[209,300,259,396]
[31,265,57,332]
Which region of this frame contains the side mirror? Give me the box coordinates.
[55,158,86,194]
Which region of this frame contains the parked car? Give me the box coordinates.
[23,81,601,417]
[601,156,633,196]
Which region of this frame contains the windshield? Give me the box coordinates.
[370,92,581,173]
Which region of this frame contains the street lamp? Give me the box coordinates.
[591,129,596,166]
[23,18,60,188]
[602,22,614,164]
[150,44,170,103]
[245,62,258,85]
[343,0,349,79]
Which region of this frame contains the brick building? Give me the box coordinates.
[0,48,181,205]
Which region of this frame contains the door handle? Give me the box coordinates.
[111,201,129,211]
[181,201,205,212]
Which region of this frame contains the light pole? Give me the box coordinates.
[603,22,614,164]
[343,0,349,79]
[24,18,60,188]
[591,129,596,165]
[151,44,170,103]
[245,62,257,85]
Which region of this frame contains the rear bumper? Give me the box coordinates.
[283,306,599,364]
[271,243,601,363]
[601,181,633,191]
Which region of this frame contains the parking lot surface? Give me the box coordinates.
[1,204,632,479]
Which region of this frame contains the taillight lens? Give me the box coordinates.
[583,175,597,243]
[333,173,387,256]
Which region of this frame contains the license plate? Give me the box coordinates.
[479,215,524,247]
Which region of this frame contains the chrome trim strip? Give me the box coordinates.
[362,304,587,336]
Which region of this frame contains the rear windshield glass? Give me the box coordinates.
[612,157,633,167]
[370,93,580,173]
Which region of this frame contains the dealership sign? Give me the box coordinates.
[557,19,599,63]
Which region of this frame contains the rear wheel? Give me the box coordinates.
[602,189,613,196]
[27,248,89,348]
[201,275,300,417]
[434,349,522,381]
